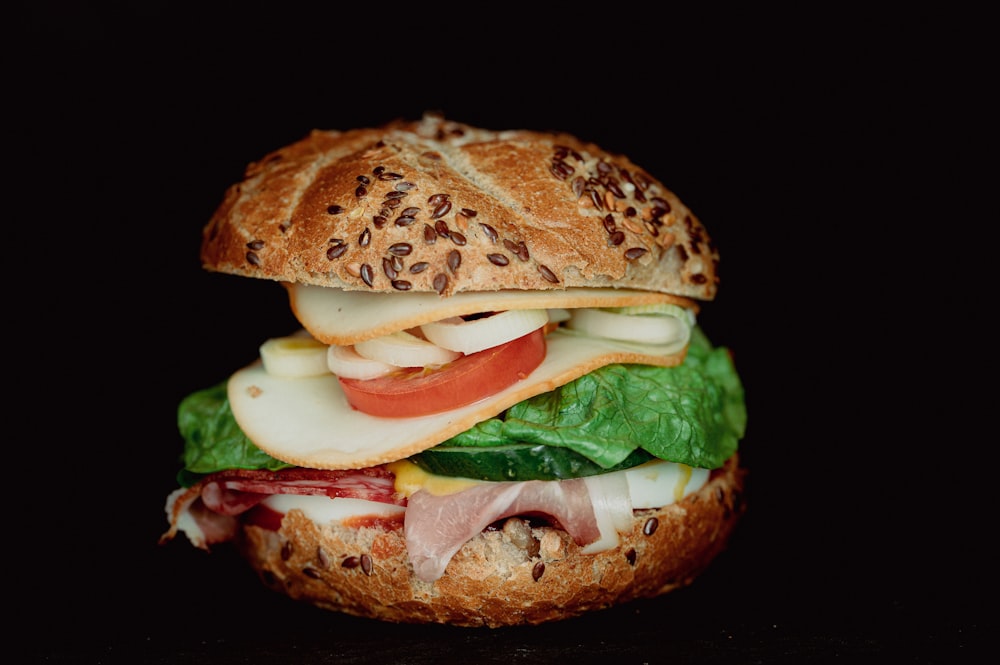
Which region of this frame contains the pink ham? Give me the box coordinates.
[162,467,608,585]
[403,478,601,582]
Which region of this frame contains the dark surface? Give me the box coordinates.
[17,3,989,663]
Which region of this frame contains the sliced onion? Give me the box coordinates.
[580,471,634,554]
[605,303,697,327]
[327,344,397,380]
[547,308,571,324]
[420,309,549,354]
[565,306,690,345]
[259,335,331,378]
[353,330,461,368]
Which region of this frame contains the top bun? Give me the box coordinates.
[201,112,719,299]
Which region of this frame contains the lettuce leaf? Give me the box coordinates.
[174,327,746,484]
[176,382,291,485]
[441,327,745,469]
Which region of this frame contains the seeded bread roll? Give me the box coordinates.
[235,454,745,627]
[201,112,719,299]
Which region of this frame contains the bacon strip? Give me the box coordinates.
[403,478,601,583]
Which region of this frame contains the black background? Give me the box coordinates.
[16,3,990,663]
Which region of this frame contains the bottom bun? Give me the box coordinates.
[236,454,746,627]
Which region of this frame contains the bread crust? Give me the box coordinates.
[202,112,719,300]
[235,454,745,627]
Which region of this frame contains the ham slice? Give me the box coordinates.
[162,467,612,585]
[403,478,602,582]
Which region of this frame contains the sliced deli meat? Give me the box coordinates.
[161,467,403,550]
[228,329,688,470]
[288,283,697,345]
[404,479,601,583]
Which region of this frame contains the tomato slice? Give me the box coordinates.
[338,328,546,418]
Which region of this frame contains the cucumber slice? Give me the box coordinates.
[409,444,654,481]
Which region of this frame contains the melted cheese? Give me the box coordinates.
[387,459,482,497]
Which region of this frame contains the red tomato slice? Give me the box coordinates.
[338,328,546,418]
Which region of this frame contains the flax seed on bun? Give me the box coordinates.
[237,454,745,627]
[200,111,719,299]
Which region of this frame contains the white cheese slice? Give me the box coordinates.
[261,495,405,523]
[228,329,687,470]
[288,283,697,345]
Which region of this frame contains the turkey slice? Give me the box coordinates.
[228,329,686,470]
[288,283,697,345]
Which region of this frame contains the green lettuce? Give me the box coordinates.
[440,327,745,470]
[174,326,745,485]
[175,383,292,485]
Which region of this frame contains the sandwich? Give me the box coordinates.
[160,112,748,627]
